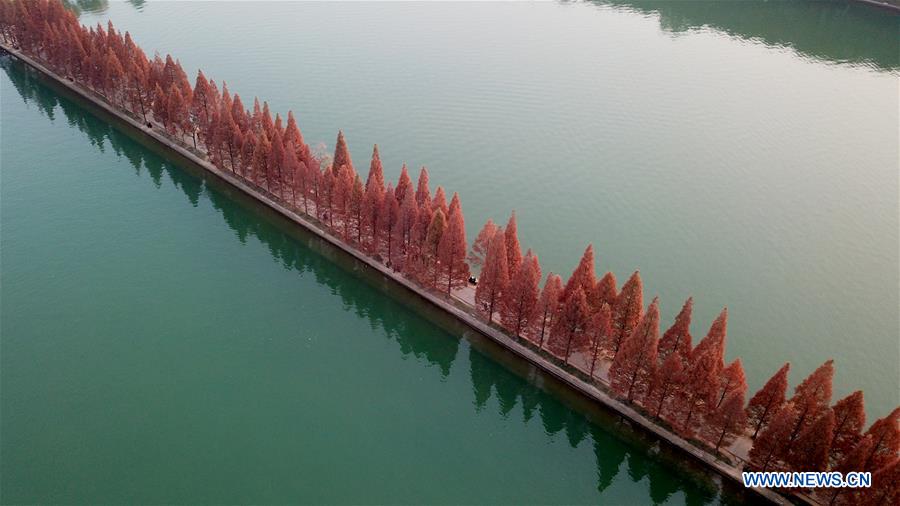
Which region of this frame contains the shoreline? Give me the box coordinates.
[852,0,900,13]
[1,42,800,506]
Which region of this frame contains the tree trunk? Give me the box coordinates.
[752,404,771,439]
[655,383,671,418]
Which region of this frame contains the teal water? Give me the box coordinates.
[2,0,898,504]
[1,58,737,504]
[69,0,898,416]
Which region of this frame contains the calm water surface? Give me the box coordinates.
[2,0,898,504]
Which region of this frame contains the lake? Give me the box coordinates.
[2,0,897,504]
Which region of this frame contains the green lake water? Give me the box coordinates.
[2,1,898,504]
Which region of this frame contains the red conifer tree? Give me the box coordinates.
[217,105,239,171]
[609,298,660,403]
[240,131,257,181]
[437,193,469,294]
[334,164,355,240]
[105,49,124,105]
[862,407,900,472]
[151,82,167,128]
[610,271,643,358]
[380,184,400,263]
[788,409,835,472]
[284,110,311,167]
[675,346,720,433]
[702,390,747,454]
[282,141,300,204]
[749,404,798,472]
[363,145,385,248]
[588,303,612,377]
[432,186,448,217]
[261,101,274,137]
[787,359,835,449]
[127,51,151,122]
[365,144,385,191]
[397,188,418,258]
[232,94,248,133]
[860,456,899,506]
[255,133,272,192]
[563,244,597,302]
[504,211,523,277]
[269,130,287,196]
[332,129,353,176]
[395,163,412,204]
[350,175,364,243]
[714,359,747,410]
[475,230,508,322]
[747,362,790,438]
[827,436,874,506]
[501,250,541,337]
[829,391,866,467]
[592,271,617,311]
[548,285,591,363]
[535,273,563,349]
[649,352,684,419]
[415,167,431,206]
[321,163,335,225]
[424,209,446,288]
[692,308,728,375]
[658,297,693,364]
[469,219,498,270]
[167,86,186,136]
[407,193,433,280]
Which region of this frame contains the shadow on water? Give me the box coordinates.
[598,0,899,71]
[4,56,767,505]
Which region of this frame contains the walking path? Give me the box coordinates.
[2,42,808,506]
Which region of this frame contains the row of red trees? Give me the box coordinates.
[1,2,895,504]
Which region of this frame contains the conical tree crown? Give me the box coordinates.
[475,229,509,320]
[284,110,305,149]
[425,208,446,257]
[747,362,790,438]
[468,219,498,270]
[261,101,274,136]
[395,164,412,204]
[715,358,747,410]
[692,307,727,372]
[448,192,461,217]
[862,406,900,472]
[548,285,591,359]
[610,297,660,403]
[501,249,542,335]
[415,167,431,206]
[365,145,385,194]
[504,211,523,277]
[611,271,643,357]
[649,350,684,419]
[332,130,353,175]
[438,193,469,292]
[232,94,247,128]
[538,273,563,317]
[432,186,448,216]
[790,359,834,438]
[829,390,866,466]
[563,244,597,302]
[593,271,617,310]
[658,297,693,364]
